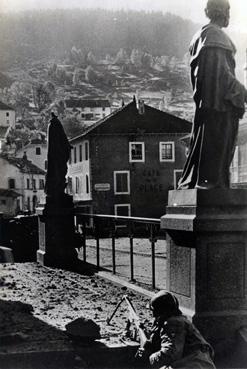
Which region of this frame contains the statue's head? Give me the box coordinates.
[205,0,230,28]
[51,112,57,119]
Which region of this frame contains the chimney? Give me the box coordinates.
[23,151,27,161]
[138,100,145,115]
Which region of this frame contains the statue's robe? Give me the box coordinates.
[178,23,246,189]
[45,116,71,197]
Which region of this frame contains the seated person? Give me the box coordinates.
[137,291,216,369]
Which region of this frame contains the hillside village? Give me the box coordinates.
[0,8,246,217]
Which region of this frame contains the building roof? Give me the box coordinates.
[70,99,192,142]
[0,189,22,198]
[65,99,110,109]
[0,155,45,175]
[0,101,14,111]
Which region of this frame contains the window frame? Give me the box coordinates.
[114,170,130,195]
[8,178,15,189]
[85,141,89,161]
[129,142,145,163]
[36,147,41,155]
[114,204,131,217]
[159,141,175,162]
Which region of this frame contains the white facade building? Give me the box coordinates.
[16,139,48,171]
[0,155,46,214]
[0,101,15,129]
[67,139,91,203]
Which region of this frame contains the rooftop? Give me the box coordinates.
[0,188,21,197]
[65,99,110,109]
[70,99,192,142]
[0,101,14,111]
[0,155,45,175]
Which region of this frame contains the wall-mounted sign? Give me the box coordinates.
[94,183,111,191]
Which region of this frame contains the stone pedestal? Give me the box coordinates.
[36,194,78,268]
[161,189,247,346]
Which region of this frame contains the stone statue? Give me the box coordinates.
[45,112,71,198]
[178,0,247,190]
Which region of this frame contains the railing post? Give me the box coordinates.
[149,224,157,289]
[128,221,134,281]
[111,219,116,274]
[82,218,87,262]
[95,219,100,269]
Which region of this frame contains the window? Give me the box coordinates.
[6,112,9,117]
[36,147,41,155]
[86,175,89,194]
[27,178,30,189]
[45,160,48,170]
[160,142,175,162]
[129,142,145,162]
[74,146,77,163]
[85,141,89,160]
[8,178,15,189]
[114,204,131,216]
[173,170,183,189]
[1,199,6,205]
[114,171,130,194]
[32,179,36,190]
[27,197,30,210]
[39,179,45,189]
[75,177,80,194]
[79,145,82,162]
[67,177,72,193]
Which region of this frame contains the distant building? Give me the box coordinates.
[0,101,15,152]
[0,154,46,215]
[65,98,111,125]
[67,98,191,218]
[16,138,48,172]
[0,101,15,129]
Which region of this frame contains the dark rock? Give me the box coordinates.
[65,317,101,341]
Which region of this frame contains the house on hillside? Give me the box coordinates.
[65,99,111,125]
[0,101,15,129]
[0,155,46,215]
[0,101,15,152]
[67,98,192,218]
[16,138,48,172]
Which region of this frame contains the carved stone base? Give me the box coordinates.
[161,189,247,347]
[36,194,78,268]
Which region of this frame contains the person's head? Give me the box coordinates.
[150,291,182,318]
[51,112,57,119]
[205,0,230,28]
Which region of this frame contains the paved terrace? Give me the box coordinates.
[0,262,153,369]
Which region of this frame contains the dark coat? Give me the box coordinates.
[147,315,216,369]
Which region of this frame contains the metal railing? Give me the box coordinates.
[74,211,165,289]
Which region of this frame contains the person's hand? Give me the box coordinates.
[149,351,161,366]
[135,347,145,359]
